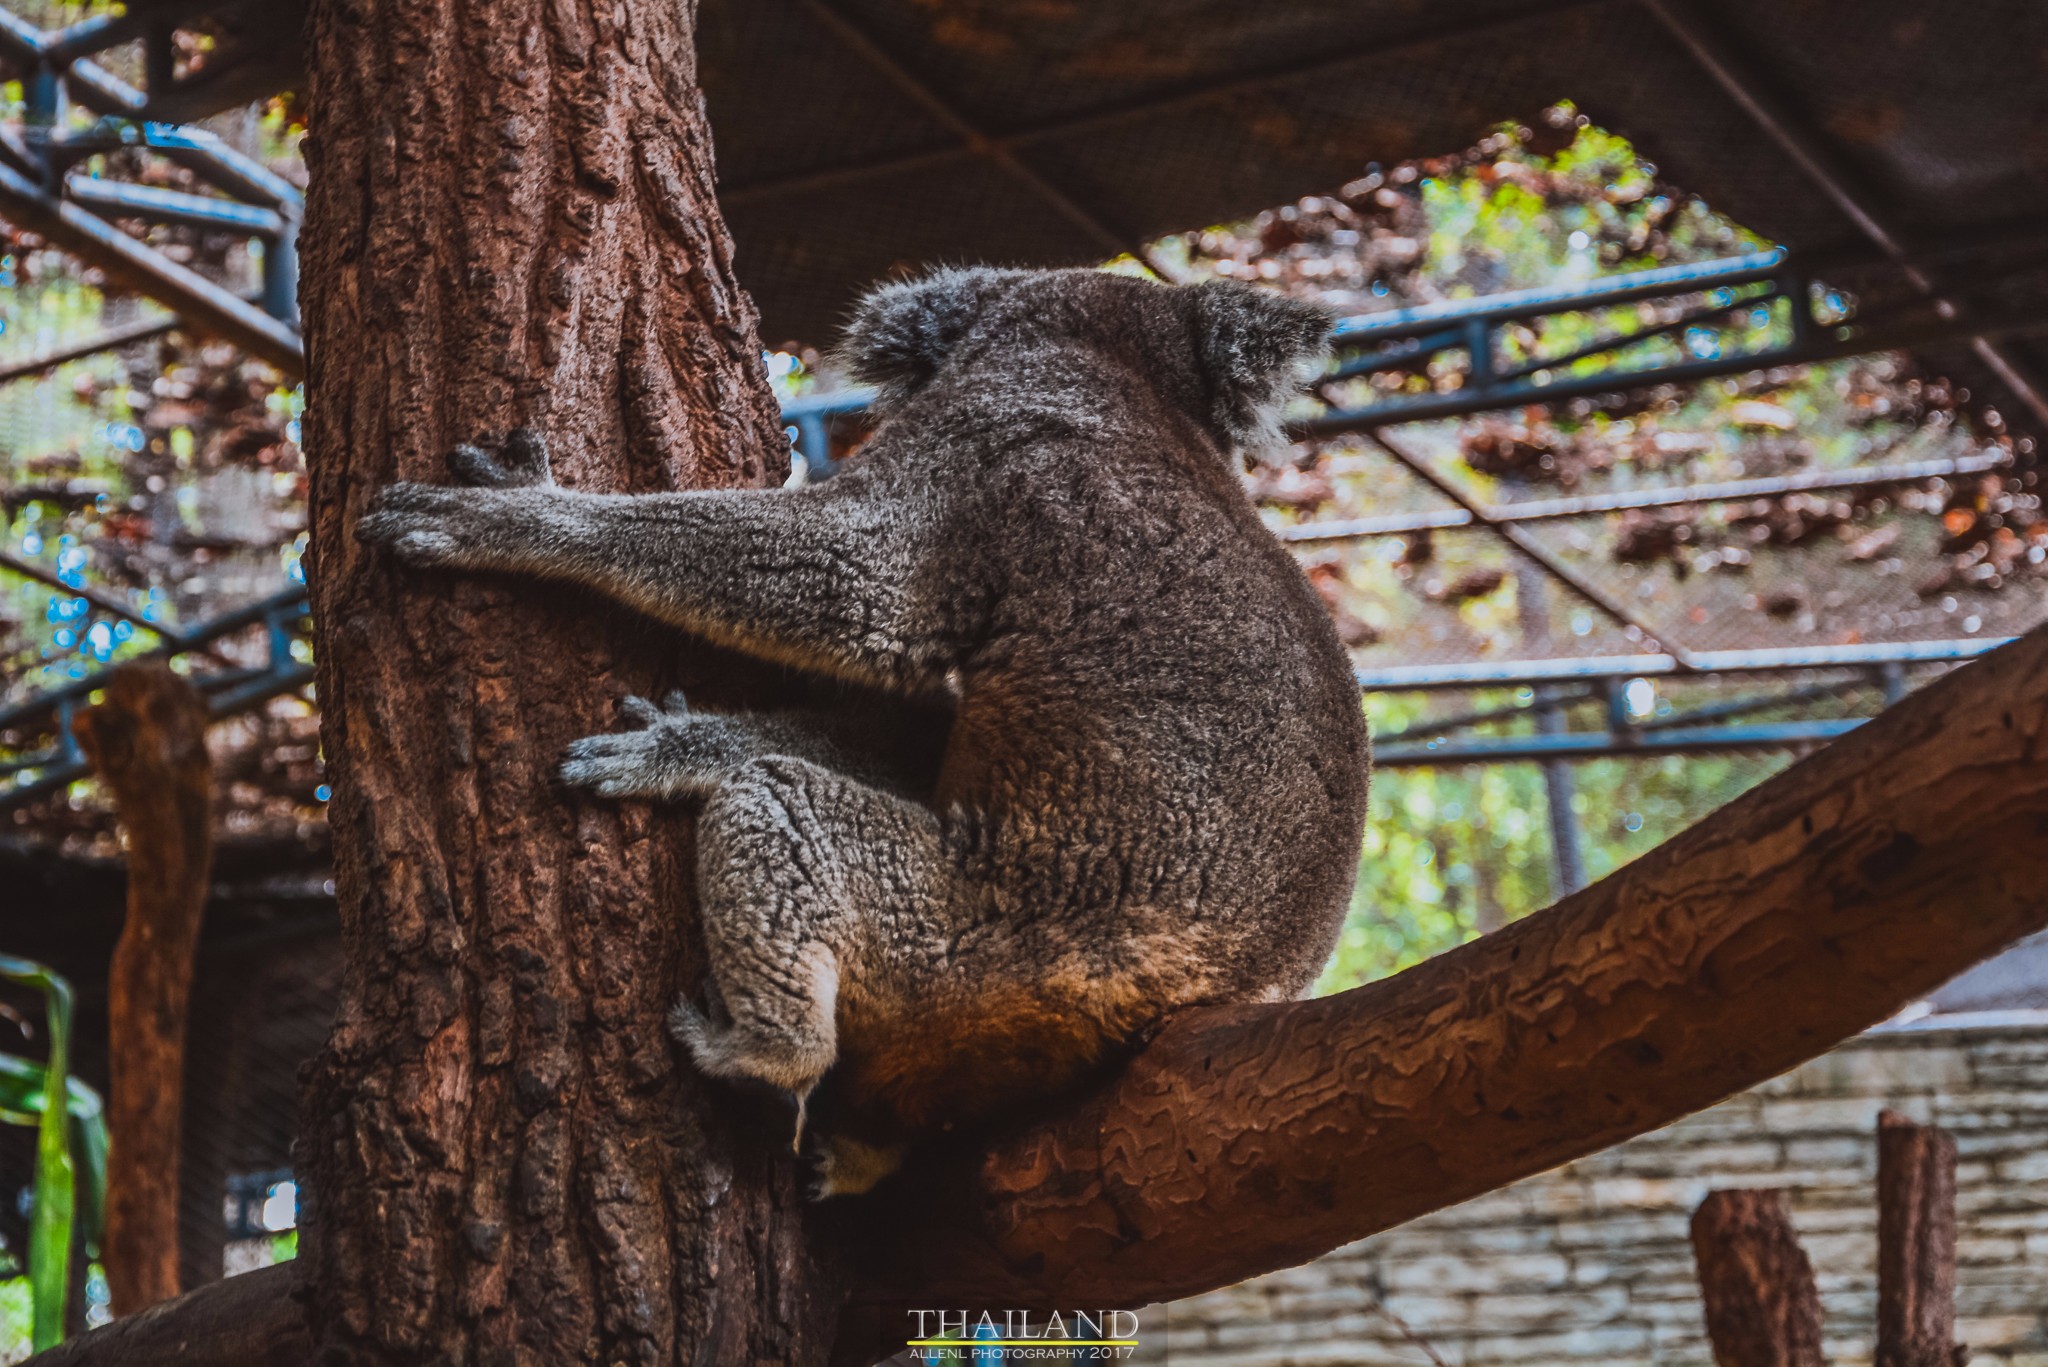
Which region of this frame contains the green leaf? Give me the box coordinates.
[0,958,79,1350]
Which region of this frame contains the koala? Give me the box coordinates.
[356,267,1372,1196]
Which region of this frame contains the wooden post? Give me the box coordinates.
[71,663,214,1315]
[1691,1189,1826,1367]
[1876,1112,1965,1367]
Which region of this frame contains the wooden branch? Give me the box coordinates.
[31,626,2048,1367]
[71,663,215,1314]
[856,624,2048,1310]
[1690,1189,1824,1367]
[17,1263,306,1367]
[1876,1112,1964,1367]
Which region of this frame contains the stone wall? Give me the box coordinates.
[1163,1020,2048,1367]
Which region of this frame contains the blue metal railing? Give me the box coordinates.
[0,586,311,813]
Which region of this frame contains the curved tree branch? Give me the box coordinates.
[855,624,2048,1312]
[27,626,2048,1367]
[18,1263,305,1367]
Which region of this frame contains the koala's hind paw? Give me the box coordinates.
[808,1135,909,1201]
[558,694,699,800]
[669,994,835,1103]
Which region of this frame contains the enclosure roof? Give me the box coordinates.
[708,0,2048,369]
[136,0,2048,372]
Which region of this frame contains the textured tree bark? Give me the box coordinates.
[1875,1112,1964,1367]
[1689,1189,1825,1367]
[71,662,214,1315]
[852,623,2048,1314]
[293,2,828,1364]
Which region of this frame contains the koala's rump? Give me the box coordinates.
[830,969,1159,1132]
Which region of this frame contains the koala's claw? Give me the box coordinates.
[447,443,512,488]
[558,728,665,798]
[501,428,555,485]
[447,429,555,489]
[618,691,691,728]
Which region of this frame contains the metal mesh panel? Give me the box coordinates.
[696,0,2048,340]
[1269,412,2043,671]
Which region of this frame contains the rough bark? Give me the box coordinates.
[70,662,214,1314]
[25,625,2048,1367]
[851,623,2048,1314]
[1690,1189,1825,1367]
[294,2,823,1364]
[1875,1112,1964,1367]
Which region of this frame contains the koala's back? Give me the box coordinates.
[831,392,1368,1130]
[953,420,1368,972]
[812,267,1369,1140]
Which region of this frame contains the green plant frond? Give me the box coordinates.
[0,959,81,1350]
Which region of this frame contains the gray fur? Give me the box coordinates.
[357,267,1370,1196]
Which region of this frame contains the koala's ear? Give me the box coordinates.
[840,266,1024,403]
[1185,280,1335,457]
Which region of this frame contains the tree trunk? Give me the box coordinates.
[295,3,831,1363]
[71,662,214,1315]
[1690,1189,1825,1367]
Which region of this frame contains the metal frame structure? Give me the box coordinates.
[784,241,2048,463]
[1641,0,2048,435]
[0,6,304,373]
[0,586,310,812]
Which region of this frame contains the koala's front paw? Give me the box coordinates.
[357,432,556,568]
[354,482,480,567]
[559,692,697,799]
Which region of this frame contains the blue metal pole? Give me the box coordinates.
[1536,688,1587,897]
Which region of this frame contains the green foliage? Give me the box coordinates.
[0,957,91,1351]
[1318,748,1789,993]
[0,1054,109,1253]
[0,1276,31,1363]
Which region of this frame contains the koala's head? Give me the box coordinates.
[840,266,1334,464]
